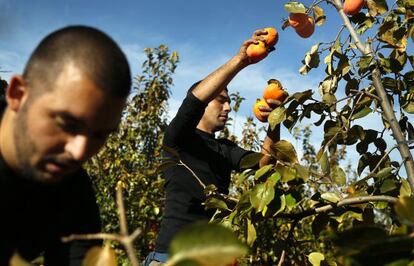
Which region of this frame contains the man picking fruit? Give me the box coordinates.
[144,28,287,266]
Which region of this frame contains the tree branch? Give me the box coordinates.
[277,195,397,220]
[330,0,414,194]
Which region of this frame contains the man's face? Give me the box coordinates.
[202,90,232,133]
[13,63,125,183]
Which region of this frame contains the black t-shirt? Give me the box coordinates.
[155,91,250,252]
[0,155,101,265]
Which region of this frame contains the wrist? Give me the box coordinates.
[232,54,250,69]
[267,125,280,139]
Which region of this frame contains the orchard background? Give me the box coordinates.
[2,0,414,265]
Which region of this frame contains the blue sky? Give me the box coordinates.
[0,0,337,118]
[0,0,412,174]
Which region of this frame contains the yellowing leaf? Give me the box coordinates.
[321,192,341,203]
[83,245,117,266]
[271,140,299,163]
[313,6,326,26]
[268,107,286,131]
[394,196,414,225]
[308,252,325,266]
[400,180,412,197]
[9,252,32,266]
[284,1,306,13]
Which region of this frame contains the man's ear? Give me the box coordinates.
[6,75,28,112]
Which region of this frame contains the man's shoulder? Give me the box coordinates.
[216,137,239,147]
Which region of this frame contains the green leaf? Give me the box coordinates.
[268,107,286,130]
[332,165,346,186]
[379,57,393,73]
[335,211,363,223]
[240,152,263,169]
[321,192,341,203]
[394,197,414,225]
[254,164,273,180]
[267,171,281,186]
[271,140,299,163]
[320,152,330,174]
[285,193,297,208]
[292,90,313,103]
[366,0,388,16]
[284,1,306,13]
[167,222,247,266]
[250,183,275,212]
[276,164,297,182]
[351,107,372,120]
[308,252,325,266]
[295,164,309,181]
[400,179,412,197]
[246,219,257,246]
[204,198,229,211]
[357,56,374,74]
[322,93,337,106]
[376,167,393,179]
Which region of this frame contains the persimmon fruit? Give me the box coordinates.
[253,98,270,122]
[263,27,278,47]
[295,17,315,38]
[288,13,309,30]
[343,0,364,15]
[246,41,268,61]
[263,79,286,102]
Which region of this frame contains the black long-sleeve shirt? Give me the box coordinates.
[0,155,101,265]
[155,91,250,252]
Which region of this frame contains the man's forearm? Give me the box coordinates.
[192,55,248,103]
[259,124,280,167]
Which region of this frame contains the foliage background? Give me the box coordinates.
[85,1,414,265]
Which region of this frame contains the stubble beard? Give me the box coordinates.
[13,103,43,182]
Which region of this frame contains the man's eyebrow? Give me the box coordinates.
[54,112,118,134]
[55,112,86,126]
[217,95,231,101]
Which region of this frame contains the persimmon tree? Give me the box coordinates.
[69,1,414,264]
[193,0,414,265]
[84,45,179,263]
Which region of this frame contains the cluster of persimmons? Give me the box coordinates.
[249,0,364,123]
[253,79,287,122]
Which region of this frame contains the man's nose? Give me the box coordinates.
[223,101,231,112]
[65,135,89,162]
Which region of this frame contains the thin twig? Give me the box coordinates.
[62,233,121,243]
[357,145,398,183]
[277,250,286,266]
[117,188,128,236]
[115,187,140,266]
[277,195,397,220]
[179,160,206,188]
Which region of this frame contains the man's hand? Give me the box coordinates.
[236,28,275,65]
[257,93,288,122]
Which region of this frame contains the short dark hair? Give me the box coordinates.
[23,25,131,98]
